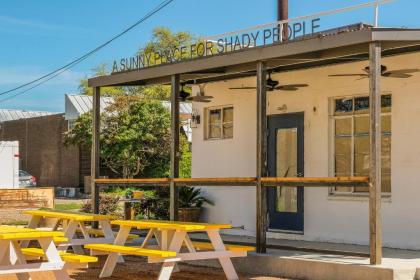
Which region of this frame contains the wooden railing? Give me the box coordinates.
[95,176,370,187]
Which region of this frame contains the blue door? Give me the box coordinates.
[267,112,304,232]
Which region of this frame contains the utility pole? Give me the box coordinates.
[277,0,289,40]
[277,0,288,21]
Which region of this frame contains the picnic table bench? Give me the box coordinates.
[23,209,120,254]
[86,219,254,280]
[0,225,98,280]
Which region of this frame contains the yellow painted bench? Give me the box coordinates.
[191,242,255,252]
[75,228,139,240]
[85,244,177,258]
[21,248,98,263]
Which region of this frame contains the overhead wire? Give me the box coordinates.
[0,0,175,102]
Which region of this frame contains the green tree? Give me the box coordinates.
[65,96,171,178]
[79,64,126,96]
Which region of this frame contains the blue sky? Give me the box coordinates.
[0,0,419,112]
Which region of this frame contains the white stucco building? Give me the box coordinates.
[191,49,420,250]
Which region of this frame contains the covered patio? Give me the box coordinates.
[88,24,420,271]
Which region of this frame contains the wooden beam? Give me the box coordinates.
[94,176,370,187]
[91,87,101,219]
[256,61,268,254]
[170,74,180,221]
[369,41,382,265]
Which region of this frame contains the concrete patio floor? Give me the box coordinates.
[187,233,420,280]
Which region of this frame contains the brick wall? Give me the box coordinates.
[0,114,80,188]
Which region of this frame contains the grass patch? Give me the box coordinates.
[54,203,83,211]
[2,220,28,226]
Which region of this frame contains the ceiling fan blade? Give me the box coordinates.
[187,96,214,102]
[385,68,420,75]
[189,98,211,103]
[383,72,412,78]
[274,86,299,91]
[329,74,368,77]
[229,87,257,90]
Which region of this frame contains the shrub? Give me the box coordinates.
[81,194,120,216]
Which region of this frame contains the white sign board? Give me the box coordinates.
[0,141,19,188]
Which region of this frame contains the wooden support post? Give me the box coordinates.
[170,74,180,221]
[91,87,101,219]
[369,42,382,265]
[256,61,268,253]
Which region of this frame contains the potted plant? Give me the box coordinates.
[178,187,213,222]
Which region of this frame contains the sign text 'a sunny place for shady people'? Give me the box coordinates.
[112,18,321,73]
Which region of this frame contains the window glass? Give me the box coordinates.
[208,109,221,139]
[355,96,369,112]
[223,107,233,122]
[207,106,233,139]
[335,98,353,114]
[332,95,391,195]
[335,118,351,135]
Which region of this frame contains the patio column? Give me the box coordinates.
[369,42,382,265]
[91,87,101,217]
[256,61,268,253]
[170,74,180,221]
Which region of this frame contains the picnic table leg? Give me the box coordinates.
[157,230,186,280]
[59,220,83,254]
[20,216,42,248]
[10,241,31,280]
[99,220,124,263]
[39,238,70,280]
[0,240,10,265]
[99,225,131,278]
[140,228,155,248]
[207,229,239,280]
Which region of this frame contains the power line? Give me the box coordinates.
[0,0,175,101]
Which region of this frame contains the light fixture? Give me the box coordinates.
[191,109,201,128]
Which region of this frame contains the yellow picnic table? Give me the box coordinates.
[0,225,69,280]
[23,209,118,254]
[86,220,254,280]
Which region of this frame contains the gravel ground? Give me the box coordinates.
[0,256,291,280]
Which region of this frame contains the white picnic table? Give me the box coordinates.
[0,225,69,280]
[23,209,117,254]
[88,219,254,280]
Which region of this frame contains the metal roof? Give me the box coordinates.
[0,109,56,123]
[65,94,113,120]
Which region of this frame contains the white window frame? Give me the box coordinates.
[329,94,392,197]
[205,105,233,140]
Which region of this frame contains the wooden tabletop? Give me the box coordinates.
[111,219,232,231]
[23,209,117,222]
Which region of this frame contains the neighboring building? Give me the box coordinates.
[0,96,192,190]
[0,111,79,188]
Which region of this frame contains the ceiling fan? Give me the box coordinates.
[229,72,309,91]
[179,84,213,103]
[329,65,420,79]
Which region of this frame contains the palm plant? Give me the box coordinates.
[179,187,213,208]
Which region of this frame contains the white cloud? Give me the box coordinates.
[0,15,63,31]
[0,66,85,87]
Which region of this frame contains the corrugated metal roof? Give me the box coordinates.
[65,94,113,120]
[0,109,56,123]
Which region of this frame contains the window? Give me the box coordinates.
[206,106,233,139]
[331,95,391,194]
[68,119,76,131]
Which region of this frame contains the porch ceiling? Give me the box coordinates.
[88,28,420,88]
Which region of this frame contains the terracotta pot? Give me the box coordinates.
[178,207,202,222]
[133,191,144,199]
